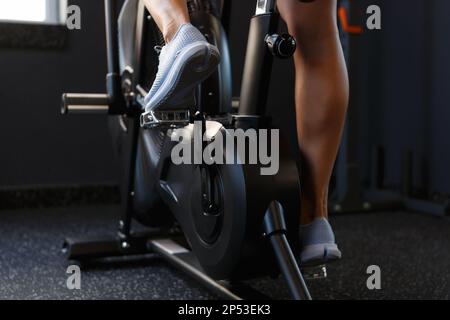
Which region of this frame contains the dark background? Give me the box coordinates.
[0,0,114,188]
[355,0,450,197]
[0,0,449,199]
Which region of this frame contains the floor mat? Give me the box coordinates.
[0,206,449,299]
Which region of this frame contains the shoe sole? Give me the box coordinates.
[146,41,220,111]
[300,243,342,267]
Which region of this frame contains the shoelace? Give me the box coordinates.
[154,45,163,56]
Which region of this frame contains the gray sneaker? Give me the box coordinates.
[299,218,342,266]
[144,23,220,112]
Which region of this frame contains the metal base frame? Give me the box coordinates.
[63,232,271,300]
[62,202,324,300]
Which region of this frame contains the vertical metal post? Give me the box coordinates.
[238,0,278,116]
[118,118,140,239]
[263,201,312,300]
[105,0,119,75]
[104,0,126,114]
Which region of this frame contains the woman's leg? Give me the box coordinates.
[278,0,349,226]
[143,0,190,42]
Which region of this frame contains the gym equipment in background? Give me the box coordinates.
[330,0,403,214]
[330,0,449,216]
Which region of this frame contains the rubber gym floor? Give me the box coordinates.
[0,205,449,300]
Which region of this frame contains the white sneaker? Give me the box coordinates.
[144,23,220,112]
[299,218,342,266]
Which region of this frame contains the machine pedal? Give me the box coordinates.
[301,264,327,280]
[140,109,191,129]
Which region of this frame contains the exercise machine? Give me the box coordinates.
[61,0,323,300]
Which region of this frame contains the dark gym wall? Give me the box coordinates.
[430,0,450,195]
[357,0,450,196]
[0,0,117,188]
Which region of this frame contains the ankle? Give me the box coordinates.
[301,214,327,226]
[300,205,328,225]
[162,19,190,43]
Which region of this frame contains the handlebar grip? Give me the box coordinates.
[61,93,110,114]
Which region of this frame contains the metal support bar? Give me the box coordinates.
[263,201,312,300]
[61,0,128,115]
[104,0,119,76]
[62,230,163,261]
[118,117,140,237]
[238,11,278,116]
[149,239,270,300]
[61,93,110,114]
[266,234,312,300]
[63,234,270,299]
